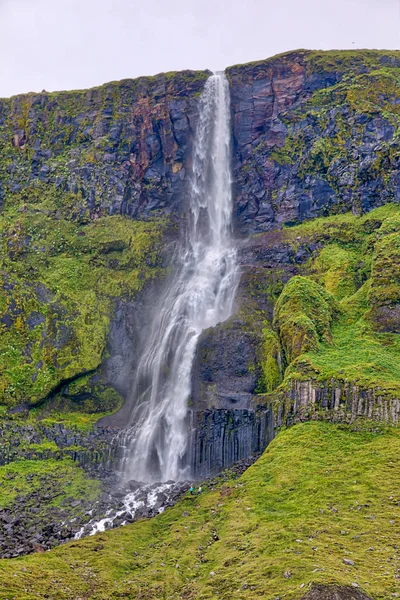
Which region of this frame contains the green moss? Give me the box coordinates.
[44,372,125,415]
[0,184,166,407]
[287,282,400,395]
[0,422,399,598]
[274,276,340,363]
[305,49,400,73]
[29,409,110,431]
[368,229,400,331]
[311,244,367,300]
[264,60,400,211]
[253,205,400,398]
[27,440,58,452]
[0,458,100,509]
[227,49,400,75]
[256,327,283,393]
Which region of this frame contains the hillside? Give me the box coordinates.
[0,422,399,599]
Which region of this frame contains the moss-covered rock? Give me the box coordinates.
[273,276,340,363]
[228,49,400,234]
[256,327,283,393]
[368,226,400,333]
[0,70,208,222]
[231,204,400,409]
[311,244,368,300]
[0,188,167,408]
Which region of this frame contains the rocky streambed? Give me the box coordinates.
[0,454,259,558]
[0,474,189,558]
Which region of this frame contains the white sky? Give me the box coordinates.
[1,0,400,97]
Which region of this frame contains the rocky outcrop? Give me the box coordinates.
[191,407,273,478]
[0,478,189,558]
[0,418,119,475]
[228,50,400,233]
[189,375,400,478]
[0,70,209,220]
[275,379,400,425]
[300,585,373,600]
[191,319,265,411]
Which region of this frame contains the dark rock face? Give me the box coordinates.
[300,585,373,600]
[0,70,209,220]
[192,320,265,411]
[228,50,400,233]
[98,267,176,427]
[188,228,315,476]
[191,407,273,479]
[275,379,400,426]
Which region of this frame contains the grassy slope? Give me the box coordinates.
[0,458,100,508]
[0,422,399,599]
[272,204,400,398]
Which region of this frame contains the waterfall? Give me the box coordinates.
[121,72,239,483]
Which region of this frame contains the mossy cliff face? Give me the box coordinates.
[227,50,400,233]
[0,70,209,219]
[1,52,399,476]
[0,202,166,408]
[0,69,210,411]
[192,204,400,473]
[273,275,340,363]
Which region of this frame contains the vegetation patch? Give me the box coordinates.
[273,276,340,364]
[252,204,400,400]
[0,184,166,408]
[0,458,100,509]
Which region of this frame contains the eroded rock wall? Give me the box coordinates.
[228,50,400,233]
[0,70,209,219]
[0,418,119,476]
[191,406,274,479]
[275,379,400,426]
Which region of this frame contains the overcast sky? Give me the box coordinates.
[1,0,399,97]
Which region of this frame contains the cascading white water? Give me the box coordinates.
[121,72,239,483]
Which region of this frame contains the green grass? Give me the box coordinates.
[273,275,340,364]
[0,458,100,508]
[226,49,400,74]
[0,422,398,599]
[282,203,399,244]
[28,409,115,431]
[288,281,400,396]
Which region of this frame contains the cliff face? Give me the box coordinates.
[0,51,399,479]
[4,50,400,234]
[193,201,400,473]
[0,71,207,409]
[228,50,400,233]
[189,51,400,475]
[0,70,208,219]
